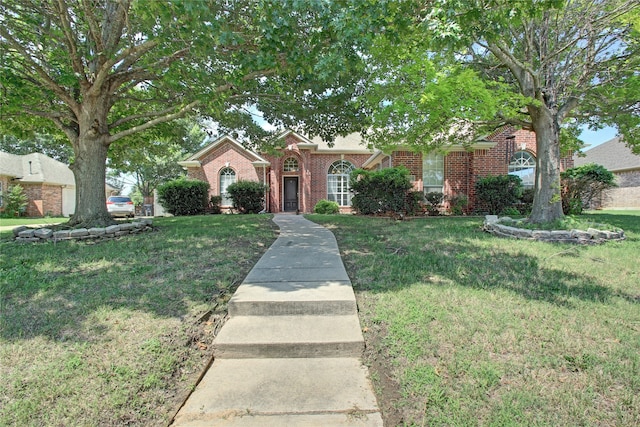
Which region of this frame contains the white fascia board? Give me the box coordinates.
[178,160,202,168]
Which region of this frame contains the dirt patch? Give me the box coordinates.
[357,292,408,427]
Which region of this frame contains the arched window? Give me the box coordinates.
[327,160,355,206]
[283,157,299,172]
[508,151,536,188]
[220,167,236,205]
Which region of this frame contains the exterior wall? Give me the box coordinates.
[602,170,640,209]
[184,141,265,208]
[263,134,372,213]
[386,128,575,212]
[390,151,423,191]
[21,183,63,217]
[0,176,9,212]
[62,187,75,217]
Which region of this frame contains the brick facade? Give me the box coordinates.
[21,183,64,217]
[182,128,575,214]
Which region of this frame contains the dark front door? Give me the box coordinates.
[284,177,298,212]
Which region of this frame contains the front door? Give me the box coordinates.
[284,177,298,212]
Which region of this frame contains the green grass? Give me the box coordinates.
[309,211,640,426]
[0,215,278,426]
[0,217,67,228]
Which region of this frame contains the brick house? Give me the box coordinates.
[178,127,574,214]
[0,151,76,217]
[0,151,118,218]
[573,137,640,209]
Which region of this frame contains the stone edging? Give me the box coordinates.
[483,215,625,244]
[11,219,154,243]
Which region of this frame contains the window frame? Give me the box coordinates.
[508,151,536,188]
[219,167,236,206]
[327,160,355,207]
[422,152,444,194]
[283,157,299,172]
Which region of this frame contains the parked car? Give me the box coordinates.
[106,196,135,218]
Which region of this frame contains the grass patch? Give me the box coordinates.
[309,211,640,426]
[0,217,67,228]
[0,215,278,426]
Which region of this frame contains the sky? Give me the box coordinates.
[578,125,618,151]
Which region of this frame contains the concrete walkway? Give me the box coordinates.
[171,214,382,426]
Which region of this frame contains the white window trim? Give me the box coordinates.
[327,160,355,207]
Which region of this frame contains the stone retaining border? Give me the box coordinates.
[11,219,154,243]
[483,215,624,244]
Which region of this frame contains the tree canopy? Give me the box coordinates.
[362,0,639,222]
[0,0,383,226]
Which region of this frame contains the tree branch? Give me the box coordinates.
[108,101,200,144]
[0,28,81,116]
[89,39,159,97]
[109,105,183,128]
[53,0,87,80]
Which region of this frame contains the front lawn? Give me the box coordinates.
[0,215,278,426]
[0,217,67,228]
[310,211,640,426]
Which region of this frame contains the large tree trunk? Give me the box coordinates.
[68,98,117,228]
[529,105,564,224]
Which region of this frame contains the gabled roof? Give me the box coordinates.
[179,135,269,167]
[0,151,75,187]
[276,130,374,154]
[574,137,640,172]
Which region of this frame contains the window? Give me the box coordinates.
[327,160,355,206]
[508,151,536,188]
[283,157,299,172]
[220,167,236,205]
[423,152,444,193]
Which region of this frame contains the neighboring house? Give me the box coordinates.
[0,151,118,217]
[573,137,640,209]
[178,127,574,214]
[0,151,76,217]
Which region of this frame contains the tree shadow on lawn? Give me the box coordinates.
[341,218,639,307]
[0,224,274,343]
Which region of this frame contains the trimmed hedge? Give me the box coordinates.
[350,166,417,216]
[475,175,523,215]
[314,199,340,214]
[157,178,210,216]
[226,180,267,214]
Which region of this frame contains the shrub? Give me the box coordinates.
[561,163,616,214]
[1,184,28,217]
[226,180,267,214]
[406,191,424,216]
[475,175,523,215]
[448,193,469,215]
[518,188,535,215]
[424,192,444,216]
[350,167,414,216]
[209,195,222,214]
[157,178,210,216]
[314,199,340,214]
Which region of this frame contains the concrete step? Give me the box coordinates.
[243,265,350,283]
[171,358,383,427]
[213,315,364,359]
[228,280,357,316]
